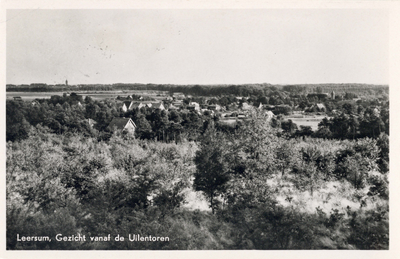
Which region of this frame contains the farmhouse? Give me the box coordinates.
[241,102,252,110]
[172,101,183,108]
[130,102,147,110]
[208,104,221,111]
[168,104,179,110]
[31,100,40,106]
[120,102,128,112]
[151,102,165,110]
[173,92,186,100]
[108,117,136,133]
[315,103,326,112]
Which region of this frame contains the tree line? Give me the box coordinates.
[7,82,388,97]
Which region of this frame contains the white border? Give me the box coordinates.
[1,1,399,259]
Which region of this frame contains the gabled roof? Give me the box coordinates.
[316,103,326,109]
[108,117,136,130]
[130,102,145,109]
[151,102,164,109]
[172,102,183,106]
[123,101,132,108]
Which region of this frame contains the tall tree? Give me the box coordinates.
[193,124,230,213]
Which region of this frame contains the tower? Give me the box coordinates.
[65,79,68,86]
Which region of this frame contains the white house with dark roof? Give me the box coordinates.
[315,103,326,112]
[108,117,136,133]
[130,102,147,110]
[151,102,165,110]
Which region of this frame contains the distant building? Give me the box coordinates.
[31,100,40,106]
[108,117,136,133]
[188,102,200,111]
[331,91,335,100]
[173,92,186,100]
[241,102,252,110]
[65,80,68,86]
[129,102,147,110]
[122,102,128,112]
[315,103,326,112]
[208,104,221,111]
[168,104,179,110]
[151,102,165,110]
[13,96,23,101]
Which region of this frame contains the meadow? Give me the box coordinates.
[284,115,330,131]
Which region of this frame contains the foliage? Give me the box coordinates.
[7,106,389,250]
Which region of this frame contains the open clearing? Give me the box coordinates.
[284,115,329,131]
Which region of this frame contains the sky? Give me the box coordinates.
[6,9,389,85]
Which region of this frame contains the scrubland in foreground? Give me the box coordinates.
[7,111,388,250]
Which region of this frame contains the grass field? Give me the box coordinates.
[285,115,329,131]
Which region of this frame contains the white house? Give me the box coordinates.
[108,117,136,133]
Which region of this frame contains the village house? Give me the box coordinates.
[108,117,136,133]
[31,100,40,106]
[172,101,183,108]
[241,102,253,110]
[315,103,326,112]
[120,102,128,112]
[168,104,179,110]
[208,104,221,111]
[187,102,201,112]
[130,102,147,110]
[173,92,186,100]
[151,102,165,110]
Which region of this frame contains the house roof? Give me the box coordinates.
[168,104,178,110]
[151,102,164,109]
[316,103,326,109]
[108,117,136,130]
[130,102,143,109]
[172,102,183,106]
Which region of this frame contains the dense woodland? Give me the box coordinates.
[6,86,389,250]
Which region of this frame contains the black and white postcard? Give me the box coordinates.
[2,1,399,259]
